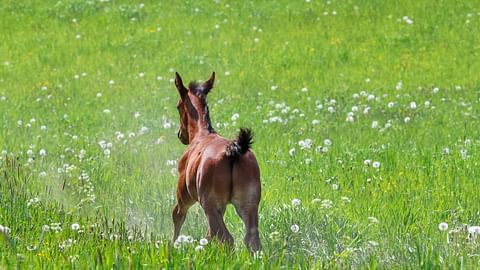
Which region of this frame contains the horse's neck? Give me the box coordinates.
[188,122,214,143]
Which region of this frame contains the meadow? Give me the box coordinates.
[1,0,480,268]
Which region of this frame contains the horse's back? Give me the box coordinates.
[195,136,233,205]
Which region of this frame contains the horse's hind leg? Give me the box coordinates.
[198,159,234,246]
[232,199,261,251]
[231,152,262,252]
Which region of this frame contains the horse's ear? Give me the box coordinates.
[175,72,188,97]
[202,72,215,94]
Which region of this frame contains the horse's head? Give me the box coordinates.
[174,72,215,145]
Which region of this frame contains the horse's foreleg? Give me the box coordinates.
[172,203,189,242]
[172,178,194,242]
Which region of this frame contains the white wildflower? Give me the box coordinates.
[71,223,80,231]
[291,199,301,207]
[438,222,448,231]
[468,226,480,234]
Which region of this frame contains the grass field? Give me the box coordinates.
[1,0,480,268]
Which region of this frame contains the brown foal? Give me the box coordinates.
[172,72,261,251]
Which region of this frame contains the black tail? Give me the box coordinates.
[226,128,253,160]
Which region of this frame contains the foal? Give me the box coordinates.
[172,72,261,251]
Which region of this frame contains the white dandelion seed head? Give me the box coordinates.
[177,235,187,243]
[199,238,208,245]
[396,81,403,90]
[321,199,333,208]
[438,222,448,231]
[0,225,10,234]
[468,226,480,234]
[291,198,301,207]
[372,161,380,169]
[290,224,299,233]
[139,126,149,135]
[173,240,181,249]
[71,223,80,231]
[298,139,313,150]
[195,245,204,251]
